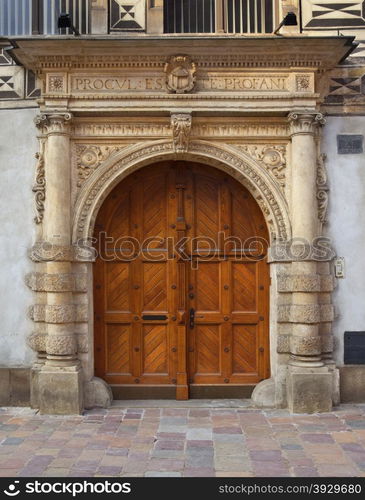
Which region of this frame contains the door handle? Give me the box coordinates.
[189,308,195,329]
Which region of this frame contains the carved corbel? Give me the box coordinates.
[171,113,192,153]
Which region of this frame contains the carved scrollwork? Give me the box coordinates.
[317,153,329,224]
[32,141,46,224]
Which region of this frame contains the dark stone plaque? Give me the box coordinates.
[344,332,365,364]
[337,135,364,154]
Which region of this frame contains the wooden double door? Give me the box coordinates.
[94,162,270,399]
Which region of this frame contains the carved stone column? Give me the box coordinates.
[286,112,333,413]
[34,112,83,414]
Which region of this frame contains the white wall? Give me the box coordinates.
[0,107,38,366]
[323,117,365,365]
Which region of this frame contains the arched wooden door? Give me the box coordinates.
[94,162,270,399]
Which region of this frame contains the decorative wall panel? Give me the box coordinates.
[109,0,146,31]
[302,0,365,29]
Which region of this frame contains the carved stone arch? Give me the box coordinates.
[72,139,291,244]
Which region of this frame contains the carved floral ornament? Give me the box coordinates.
[233,145,286,192]
[317,153,329,224]
[32,141,46,224]
[75,145,124,187]
[72,140,290,244]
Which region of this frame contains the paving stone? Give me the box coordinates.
[145,471,182,477]
[97,466,123,475]
[292,467,319,477]
[250,450,283,461]
[213,427,242,434]
[1,437,24,445]
[1,404,365,478]
[186,428,212,440]
[155,440,184,450]
[183,468,215,477]
[152,449,184,459]
[301,433,335,444]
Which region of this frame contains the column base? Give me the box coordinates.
[287,365,333,413]
[38,363,83,415]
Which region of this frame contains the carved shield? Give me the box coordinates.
[165,55,196,94]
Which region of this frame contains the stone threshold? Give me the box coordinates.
[111,399,254,408]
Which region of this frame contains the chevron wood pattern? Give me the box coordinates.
[232,262,257,312]
[143,262,167,311]
[232,325,257,374]
[196,325,220,374]
[143,325,168,374]
[194,173,220,244]
[196,262,220,311]
[106,325,131,374]
[106,262,130,311]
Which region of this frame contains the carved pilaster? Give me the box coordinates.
[171,113,192,153]
[288,112,326,136]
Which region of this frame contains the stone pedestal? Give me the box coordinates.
[38,364,83,415]
[287,366,333,413]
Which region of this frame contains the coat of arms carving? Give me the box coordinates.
[164,55,196,94]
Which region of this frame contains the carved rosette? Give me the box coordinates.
[34,112,73,135]
[171,113,192,153]
[316,153,329,224]
[288,112,326,136]
[235,145,286,192]
[32,142,46,224]
[75,145,123,188]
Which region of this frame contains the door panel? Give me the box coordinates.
[94,161,270,397]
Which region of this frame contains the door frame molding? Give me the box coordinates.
[70,138,291,406]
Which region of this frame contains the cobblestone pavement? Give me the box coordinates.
[1,403,365,477]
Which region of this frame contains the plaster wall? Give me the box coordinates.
[323,116,365,365]
[0,107,37,366]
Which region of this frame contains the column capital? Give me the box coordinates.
[34,112,73,136]
[288,112,326,136]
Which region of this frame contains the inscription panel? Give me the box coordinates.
[67,72,313,95]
